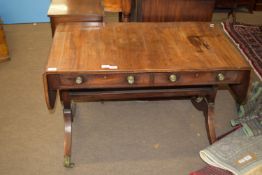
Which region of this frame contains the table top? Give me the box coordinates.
[48,0,103,17]
[45,22,249,74]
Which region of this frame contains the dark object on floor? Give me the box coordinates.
[222,21,262,80]
[189,165,233,175]
[0,18,9,62]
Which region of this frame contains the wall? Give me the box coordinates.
[0,0,50,24]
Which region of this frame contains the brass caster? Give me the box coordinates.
[64,156,75,168]
[195,96,204,103]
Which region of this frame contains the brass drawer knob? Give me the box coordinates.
[127,75,135,85]
[75,76,83,84]
[217,73,225,81]
[169,74,177,82]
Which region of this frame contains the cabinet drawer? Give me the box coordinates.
[59,73,151,88]
[154,71,240,86]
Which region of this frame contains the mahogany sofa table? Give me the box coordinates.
[48,0,103,36]
[43,22,250,167]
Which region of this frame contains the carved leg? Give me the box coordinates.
[61,91,74,168]
[63,109,74,168]
[229,70,250,104]
[71,102,76,120]
[204,101,216,144]
[191,90,217,144]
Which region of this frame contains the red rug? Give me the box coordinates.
[189,165,233,175]
[222,21,262,80]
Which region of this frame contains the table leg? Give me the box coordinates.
[50,17,56,37]
[229,70,250,104]
[122,0,131,22]
[204,100,216,144]
[61,91,74,168]
[191,90,217,144]
[63,109,74,168]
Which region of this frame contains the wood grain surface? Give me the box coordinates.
[48,0,103,17]
[46,22,249,73]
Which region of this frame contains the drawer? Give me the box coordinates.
[59,71,241,89]
[154,71,240,86]
[59,73,152,88]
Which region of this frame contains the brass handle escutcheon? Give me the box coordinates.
[127,75,135,85]
[75,76,83,84]
[169,74,177,82]
[217,73,225,81]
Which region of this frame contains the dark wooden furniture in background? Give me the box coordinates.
[215,0,256,13]
[43,22,250,167]
[48,0,103,36]
[215,0,256,22]
[132,0,215,22]
[254,0,262,10]
[0,20,9,62]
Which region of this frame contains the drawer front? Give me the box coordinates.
[59,73,152,88]
[59,71,241,89]
[154,71,240,86]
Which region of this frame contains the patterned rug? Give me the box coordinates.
[222,21,262,80]
[189,165,233,175]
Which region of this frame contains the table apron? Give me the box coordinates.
[56,70,244,89]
